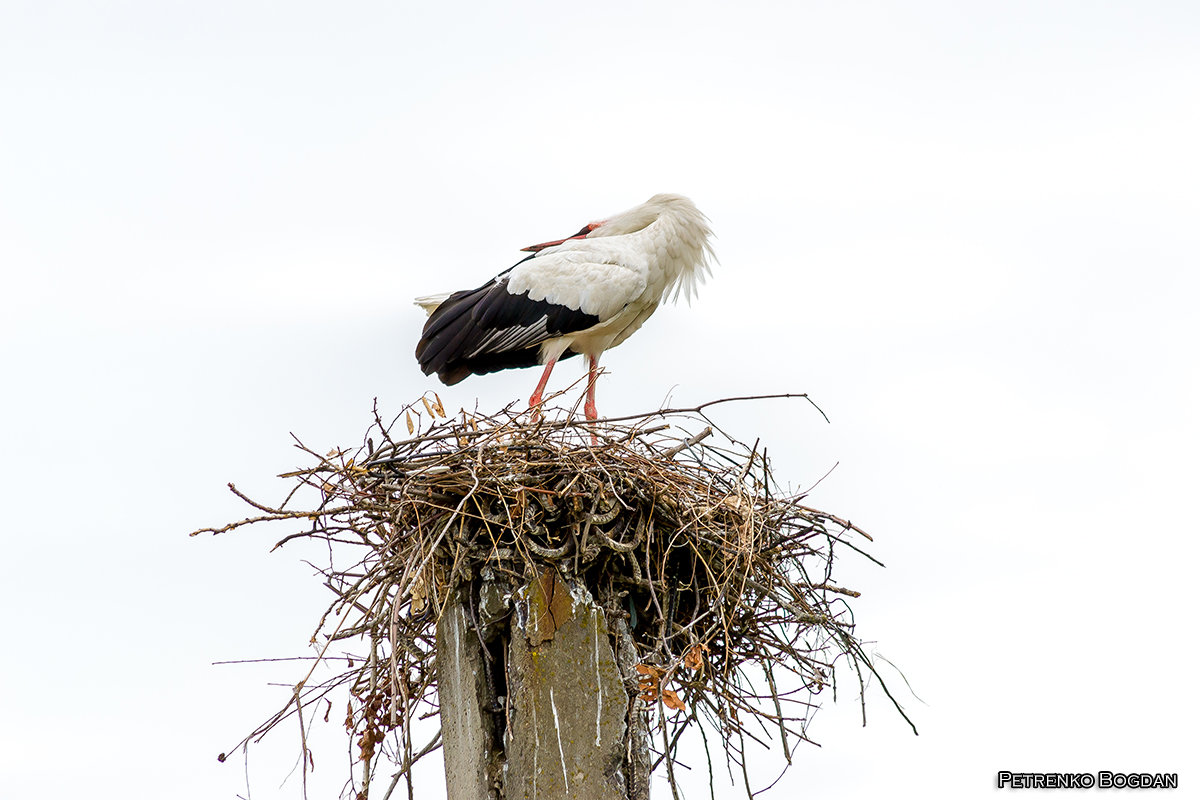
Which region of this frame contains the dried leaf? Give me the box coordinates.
[406,411,414,435]
[683,643,710,672]
[636,663,669,704]
[661,689,686,711]
[410,571,428,615]
[358,728,382,761]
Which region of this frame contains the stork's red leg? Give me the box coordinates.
[529,357,557,422]
[584,355,599,421]
[585,355,601,445]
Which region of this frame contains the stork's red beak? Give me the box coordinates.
[521,222,601,252]
[520,237,577,253]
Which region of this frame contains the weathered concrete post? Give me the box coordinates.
[436,588,501,799]
[436,568,646,800]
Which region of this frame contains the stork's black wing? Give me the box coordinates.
[415,265,600,386]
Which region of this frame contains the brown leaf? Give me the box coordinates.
[636,662,673,705]
[683,643,710,672]
[358,726,388,762]
[410,571,428,615]
[661,689,686,711]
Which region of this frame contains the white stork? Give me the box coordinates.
[414,193,715,421]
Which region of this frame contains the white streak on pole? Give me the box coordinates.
[594,623,603,746]
[550,687,570,792]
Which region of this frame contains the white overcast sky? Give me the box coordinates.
[2,1,1198,798]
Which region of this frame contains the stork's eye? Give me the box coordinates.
[571,222,601,238]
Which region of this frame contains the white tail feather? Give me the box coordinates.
[414,293,451,317]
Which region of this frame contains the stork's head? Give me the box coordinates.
[520,194,705,252]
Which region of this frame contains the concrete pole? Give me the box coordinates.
[436,569,646,800]
[436,590,502,799]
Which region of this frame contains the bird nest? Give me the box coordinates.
[193,394,913,798]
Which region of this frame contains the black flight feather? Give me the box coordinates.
[416,271,600,386]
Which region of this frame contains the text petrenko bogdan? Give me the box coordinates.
[997,771,1178,790]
